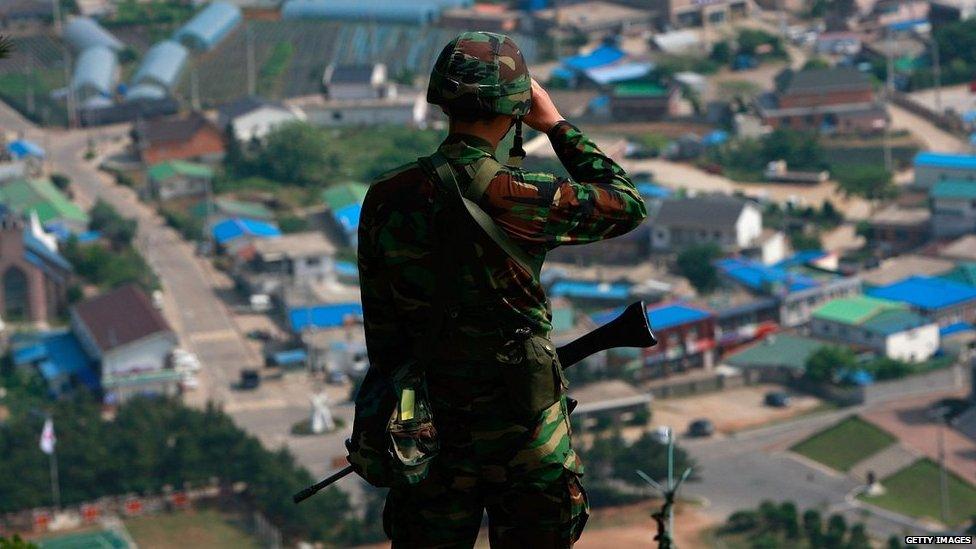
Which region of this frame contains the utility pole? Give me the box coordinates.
[246,23,256,97]
[932,36,942,114]
[61,45,76,128]
[51,0,62,34]
[883,25,893,172]
[938,411,951,525]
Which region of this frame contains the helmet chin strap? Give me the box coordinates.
[506,116,525,168]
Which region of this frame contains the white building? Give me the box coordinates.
[930,179,976,238]
[810,295,940,363]
[650,195,762,252]
[287,91,428,128]
[70,285,181,403]
[913,152,976,190]
[217,96,305,142]
[323,64,392,101]
[250,231,338,285]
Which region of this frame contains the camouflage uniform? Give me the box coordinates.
[349,32,647,547]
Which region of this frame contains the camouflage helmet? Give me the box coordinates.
[427,31,532,117]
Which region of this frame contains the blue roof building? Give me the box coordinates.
[867,276,976,323]
[175,2,242,51]
[12,330,98,397]
[282,0,443,25]
[288,302,363,332]
[583,61,655,86]
[132,40,189,91]
[63,17,123,52]
[550,279,632,302]
[914,151,976,190]
[716,258,818,294]
[563,46,626,71]
[71,46,118,98]
[211,217,282,246]
[6,139,45,160]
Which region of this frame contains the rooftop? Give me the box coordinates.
[860,309,932,335]
[869,205,931,226]
[321,182,369,210]
[652,195,752,230]
[867,276,976,311]
[938,234,976,261]
[147,160,213,182]
[288,302,363,332]
[192,198,273,221]
[779,67,872,96]
[251,231,336,259]
[138,112,217,145]
[717,257,819,294]
[861,255,955,287]
[0,178,89,226]
[561,45,626,71]
[613,81,671,98]
[724,334,826,371]
[939,262,976,287]
[914,151,976,171]
[813,295,905,325]
[550,279,632,300]
[931,179,976,200]
[217,96,290,126]
[212,217,282,245]
[73,285,173,353]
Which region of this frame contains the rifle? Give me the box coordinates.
[293,300,657,504]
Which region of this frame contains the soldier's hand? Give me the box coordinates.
[524,78,563,133]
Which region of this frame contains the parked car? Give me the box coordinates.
[764,391,792,408]
[239,369,261,390]
[687,418,715,437]
[247,329,273,341]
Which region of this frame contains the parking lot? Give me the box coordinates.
[650,384,824,436]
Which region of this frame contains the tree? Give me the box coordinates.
[725,510,760,532]
[802,509,823,546]
[836,165,895,200]
[846,523,871,549]
[803,57,832,70]
[50,173,71,192]
[790,231,822,251]
[761,129,825,170]
[824,514,848,547]
[710,41,733,64]
[255,122,333,187]
[0,35,11,59]
[89,199,137,247]
[864,357,912,381]
[805,346,857,384]
[677,243,722,294]
[0,536,37,549]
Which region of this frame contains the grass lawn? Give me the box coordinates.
[124,509,261,549]
[790,416,896,472]
[38,530,129,548]
[859,458,976,527]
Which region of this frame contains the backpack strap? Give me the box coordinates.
[422,153,539,280]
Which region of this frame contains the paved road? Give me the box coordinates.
[681,406,943,541]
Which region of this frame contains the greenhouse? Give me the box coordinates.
[132,40,189,91]
[282,0,443,25]
[174,2,242,51]
[71,46,118,98]
[63,17,123,52]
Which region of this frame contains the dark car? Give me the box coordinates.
[688,418,715,437]
[247,329,273,341]
[239,369,261,390]
[764,391,792,408]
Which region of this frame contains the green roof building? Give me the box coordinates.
[724,334,826,376]
[940,262,976,287]
[931,180,976,200]
[0,178,89,230]
[610,81,679,122]
[930,179,976,238]
[321,182,368,211]
[147,160,214,201]
[190,197,273,222]
[811,296,939,362]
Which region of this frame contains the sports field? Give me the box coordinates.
[790,416,897,472]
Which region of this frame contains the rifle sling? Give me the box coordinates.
[425,153,539,279]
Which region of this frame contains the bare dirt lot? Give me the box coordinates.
[649,384,824,436]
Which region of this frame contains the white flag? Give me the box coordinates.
[40,418,56,455]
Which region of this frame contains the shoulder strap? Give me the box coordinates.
[462,156,504,203]
[421,153,540,280]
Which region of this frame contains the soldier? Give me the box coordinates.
[348,31,647,547]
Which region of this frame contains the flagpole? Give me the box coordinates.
[50,448,61,509]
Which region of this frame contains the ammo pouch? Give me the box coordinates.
[387,363,439,485]
[497,333,569,419]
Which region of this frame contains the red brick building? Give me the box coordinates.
[133,112,225,165]
[757,67,887,134]
[0,208,72,325]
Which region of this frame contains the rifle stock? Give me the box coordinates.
[293,300,656,504]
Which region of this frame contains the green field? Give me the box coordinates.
[790,416,897,472]
[38,530,129,549]
[123,510,260,549]
[859,458,976,527]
